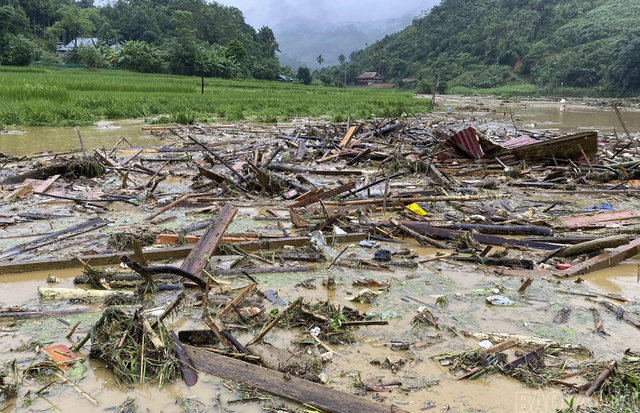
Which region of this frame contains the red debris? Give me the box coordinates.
[443,127,484,159]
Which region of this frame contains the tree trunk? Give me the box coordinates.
[201,68,204,94]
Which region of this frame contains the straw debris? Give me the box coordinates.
[89,308,180,386]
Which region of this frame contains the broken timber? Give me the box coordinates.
[181,205,238,277]
[555,238,640,278]
[0,218,107,260]
[184,345,410,413]
[291,182,356,208]
[401,222,560,250]
[269,163,362,176]
[0,233,366,274]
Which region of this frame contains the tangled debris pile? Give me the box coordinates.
[1,109,640,412]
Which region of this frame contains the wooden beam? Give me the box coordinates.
[339,125,358,148]
[184,345,410,413]
[0,233,366,275]
[32,174,60,194]
[269,163,362,176]
[291,182,355,208]
[562,210,640,229]
[181,205,237,277]
[555,238,640,278]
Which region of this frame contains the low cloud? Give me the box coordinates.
[217,0,438,28]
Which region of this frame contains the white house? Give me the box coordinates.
[56,38,98,58]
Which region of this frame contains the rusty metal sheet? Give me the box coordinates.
[443,127,484,159]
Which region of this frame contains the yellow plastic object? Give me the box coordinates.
[406,203,427,216]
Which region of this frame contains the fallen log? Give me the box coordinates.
[600,300,640,329]
[401,222,559,250]
[390,219,452,250]
[445,223,552,237]
[584,360,616,397]
[184,345,411,413]
[554,234,629,258]
[555,238,640,278]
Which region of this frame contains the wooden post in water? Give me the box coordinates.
[75,127,87,160]
[613,104,640,155]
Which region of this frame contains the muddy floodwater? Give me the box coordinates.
[2,95,640,157]
[1,95,640,413]
[0,119,162,156]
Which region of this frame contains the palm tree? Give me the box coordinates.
[338,54,346,85]
[317,54,324,69]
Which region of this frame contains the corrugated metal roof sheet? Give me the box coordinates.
[444,127,484,159]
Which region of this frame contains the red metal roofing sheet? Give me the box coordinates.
[443,127,484,159]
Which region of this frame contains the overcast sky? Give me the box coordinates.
[217,0,439,28]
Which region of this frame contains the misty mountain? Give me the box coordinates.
[273,12,418,70]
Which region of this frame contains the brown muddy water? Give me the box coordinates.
[1,233,636,413]
[0,120,162,156]
[431,94,640,134]
[2,95,640,156]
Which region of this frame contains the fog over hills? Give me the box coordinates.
[274,13,419,69]
[217,0,440,69]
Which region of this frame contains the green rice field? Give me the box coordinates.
[0,66,431,127]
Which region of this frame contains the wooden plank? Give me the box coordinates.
[269,163,363,176]
[339,125,358,148]
[184,345,410,413]
[0,233,366,275]
[196,165,226,184]
[345,147,372,166]
[181,205,238,277]
[33,174,60,194]
[291,182,356,208]
[562,210,640,229]
[218,283,257,318]
[555,238,640,278]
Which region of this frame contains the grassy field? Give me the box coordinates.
[0,66,431,127]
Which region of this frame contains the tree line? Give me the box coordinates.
[0,0,292,80]
[317,0,640,95]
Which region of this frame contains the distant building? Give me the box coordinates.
[277,75,295,82]
[402,78,418,86]
[356,71,385,86]
[56,38,98,58]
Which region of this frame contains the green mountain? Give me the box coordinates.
[328,0,640,94]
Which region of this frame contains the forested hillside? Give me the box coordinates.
[323,0,640,94]
[0,0,285,79]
